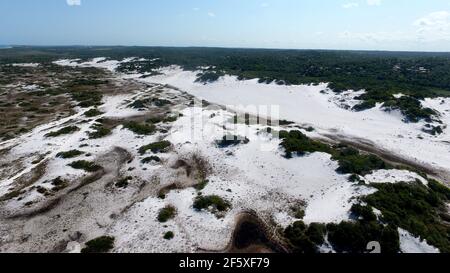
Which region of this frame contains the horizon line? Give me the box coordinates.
[2,44,450,54]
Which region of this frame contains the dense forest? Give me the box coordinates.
[2,46,450,124]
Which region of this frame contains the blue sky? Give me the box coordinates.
[1,0,450,51]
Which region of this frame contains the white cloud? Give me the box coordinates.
[342,2,359,9]
[193,7,200,11]
[207,12,216,17]
[367,0,381,6]
[413,11,450,41]
[336,11,450,48]
[261,3,269,8]
[66,0,81,6]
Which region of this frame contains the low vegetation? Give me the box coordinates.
[84,108,104,117]
[56,150,85,159]
[193,195,231,212]
[195,70,225,84]
[284,221,326,253]
[5,47,450,123]
[164,231,175,240]
[422,124,444,136]
[382,96,437,123]
[157,205,177,223]
[309,179,450,253]
[326,221,399,253]
[129,99,147,109]
[279,130,390,175]
[285,216,399,253]
[279,130,329,158]
[146,114,179,124]
[290,205,306,219]
[141,156,161,164]
[68,78,108,87]
[352,91,440,125]
[331,146,391,176]
[68,160,102,172]
[139,140,171,155]
[51,177,69,192]
[128,97,172,109]
[81,236,115,253]
[363,180,450,252]
[45,126,79,137]
[123,121,156,135]
[87,123,112,139]
[71,91,103,108]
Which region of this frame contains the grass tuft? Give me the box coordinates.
[45,126,79,137]
[157,205,177,223]
[81,236,115,253]
[68,160,102,172]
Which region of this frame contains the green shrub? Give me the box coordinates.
[193,195,231,212]
[36,186,49,195]
[84,108,104,117]
[129,99,146,109]
[45,126,79,137]
[422,124,443,136]
[81,236,115,253]
[51,177,68,192]
[139,141,171,155]
[326,221,399,253]
[279,130,330,158]
[68,160,102,172]
[382,96,437,123]
[332,147,390,175]
[348,174,363,183]
[56,150,85,159]
[353,100,377,111]
[87,126,111,139]
[278,132,390,175]
[305,223,327,245]
[68,78,108,86]
[279,120,295,126]
[157,205,177,223]
[195,71,224,84]
[284,221,325,253]
[123,121,156,135]
[141,156,161,164]
[164,231,174,240]
[363,181,450,252]
[428,179,450,200]
[292,211,305,220]
[71,91,103,108]
[351,204,377,222]
[285,206,401,253]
